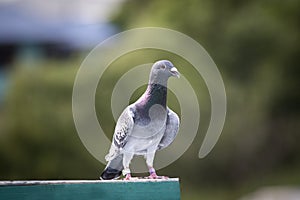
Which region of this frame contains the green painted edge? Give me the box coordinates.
[0,179,181,200]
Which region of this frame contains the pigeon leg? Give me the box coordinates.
[146,152,156,176]
[123,152,134,180]
[146,152,168,179]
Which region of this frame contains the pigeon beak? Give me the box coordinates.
[170,67,180,78]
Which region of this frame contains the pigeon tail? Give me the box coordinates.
[100,154,123,180]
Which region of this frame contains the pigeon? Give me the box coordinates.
[100,60,180,180]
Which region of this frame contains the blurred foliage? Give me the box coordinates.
[0,0,299,199]
[0,61,100,179]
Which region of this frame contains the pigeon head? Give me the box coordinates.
[149,60,180,86]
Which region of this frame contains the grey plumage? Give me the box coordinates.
[157,109,180,150]
[100,60,180,180]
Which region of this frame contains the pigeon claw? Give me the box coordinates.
[147,172,169,179]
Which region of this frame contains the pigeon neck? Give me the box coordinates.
[139,83,167,108]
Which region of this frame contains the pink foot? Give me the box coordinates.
[124,173,132,180]
[147,172,169,179]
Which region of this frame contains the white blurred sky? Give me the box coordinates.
[0,0,124,24]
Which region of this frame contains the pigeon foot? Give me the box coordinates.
[124,173,132,180]
[147,172,169,179]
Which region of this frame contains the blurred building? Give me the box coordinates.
[0,0,122,103]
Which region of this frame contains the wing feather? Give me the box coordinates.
[113,106,135,148]
[105,106,135,162]
[157,108,180,150]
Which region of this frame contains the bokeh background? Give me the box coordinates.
[0,0,299,199]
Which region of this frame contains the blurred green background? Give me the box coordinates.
[0,0,299,199]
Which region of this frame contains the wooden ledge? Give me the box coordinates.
[0,178,180,200]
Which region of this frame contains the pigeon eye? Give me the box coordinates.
[160,65,166,69]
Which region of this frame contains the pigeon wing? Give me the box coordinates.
[113,106,135,148]
[157,108,180,150]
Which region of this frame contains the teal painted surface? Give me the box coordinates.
[0,179,180,200]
